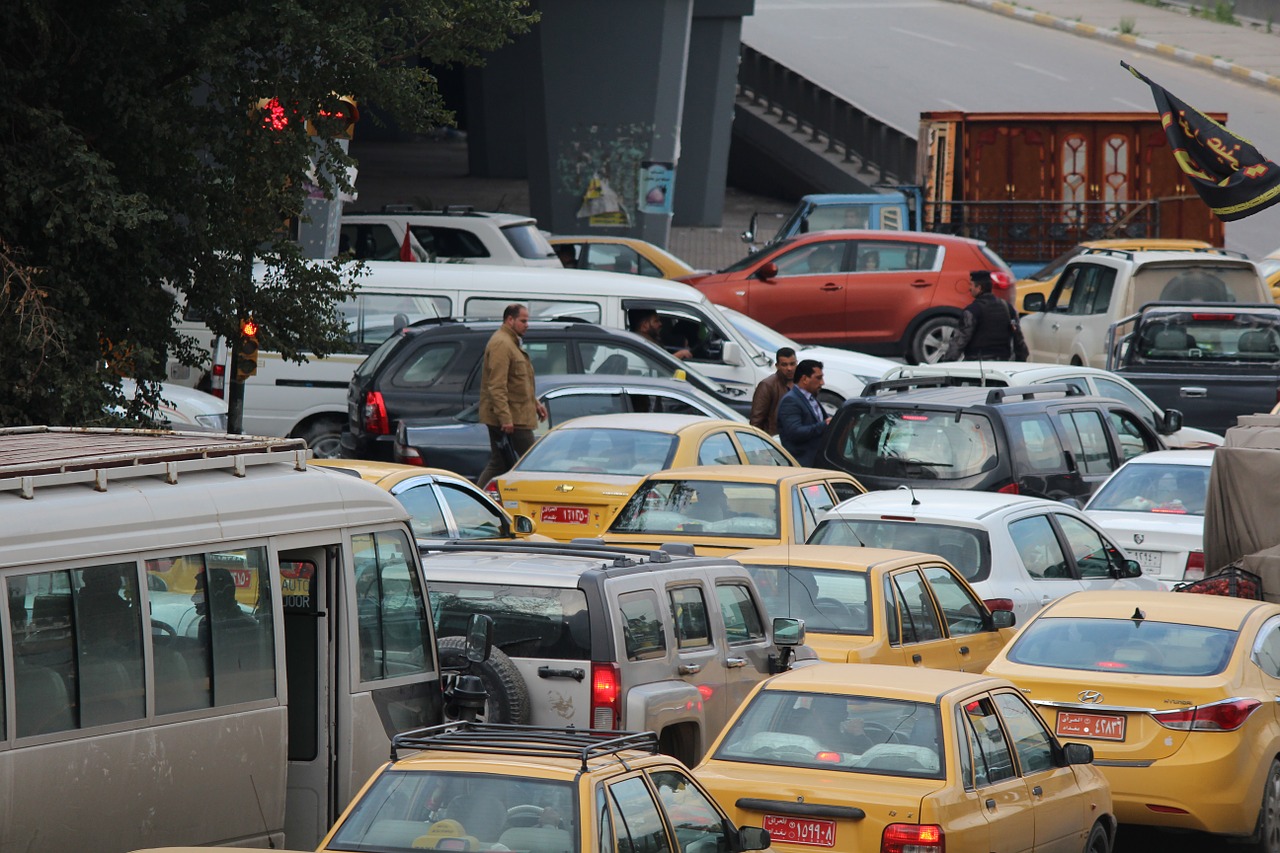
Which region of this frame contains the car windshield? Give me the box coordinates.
[746,563,871,635]
[1134,311,1280,362]
[610,480,780,538]
[1086,462,1210,515]
[326,768,577,852]
[722,306,798,353]
[714,690,944,779]
[428,582,590,660]
[831,409,998,480]
[1007,616,1236,676]
[810,519,991,583]
[717,238,800,274]
[516,428,678,476]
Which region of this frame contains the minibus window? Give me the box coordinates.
[352,530,433,681]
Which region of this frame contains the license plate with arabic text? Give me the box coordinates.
[762,815,836,848]
[1129,549,1163,571]
[1056,710,1126,741]
[540,505,591,525]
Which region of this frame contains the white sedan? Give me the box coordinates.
[1083,449,1214,589]
[810,488,1162,626]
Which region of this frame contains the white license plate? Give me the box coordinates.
[1129,549,1163,570]
[762,815,836,848]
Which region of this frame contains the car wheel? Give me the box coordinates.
[909,316,959,365]
[438,635,531,725]
[298,418,345,459]
[1083,821,1110,853]
[1250,759,1280,853]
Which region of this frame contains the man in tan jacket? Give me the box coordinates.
[478,304,548,487]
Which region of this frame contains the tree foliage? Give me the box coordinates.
[0,0,535,427]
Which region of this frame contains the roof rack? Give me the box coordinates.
[985,383,1083,404]
[1079,246,1248,261]
[390,722,659,770]
[420,540,675,566]
[862,375,966,396]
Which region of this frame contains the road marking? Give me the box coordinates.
[890,27,958,47]
[1014,62,1070,82]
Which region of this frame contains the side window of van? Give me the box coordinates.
[343,293,447,352]
[352,529,433,681]
[465,298,602,324]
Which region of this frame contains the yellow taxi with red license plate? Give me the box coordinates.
[736,544,1016,672]
[490,413,796,541]
[985,590,1280,845]
[695,663,1114,853]
[602,466,864,556]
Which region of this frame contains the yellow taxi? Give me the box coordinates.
[311,459,552,544]
[602,466,863,556]
[316,722,771,853]
[736,544,1016,671]
[1259,245,1280,301]
[491,414,796,541]
[549,234,696,279]
[1016,238,1213,314]
[985,590,1280,842]
[695,663,1114,853]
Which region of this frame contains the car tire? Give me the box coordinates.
[438,635,531,725]
[908,316,960,365]
[1083,821,1110,853]
[1249,758,1280,853]
[298,417,345,459]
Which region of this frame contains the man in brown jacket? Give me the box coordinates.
[478,304,547,487]
[749,347,796,435]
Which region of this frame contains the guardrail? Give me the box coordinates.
[736,45,917,185]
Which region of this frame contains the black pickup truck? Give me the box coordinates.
[1106,302,1280,434]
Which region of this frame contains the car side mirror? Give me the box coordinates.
[990,609,1016,630]
[1160,408,1184,435]
[741,212,758,245]
[466,613,493,663]
[1023,292,1045,313]
[721,340,743,366]
[513,514,535,535]
[758,262,778,282]
[734,826,771,852]
[1062,742,1094,765]
[772,616,805,646]
[1123,558,1144,579]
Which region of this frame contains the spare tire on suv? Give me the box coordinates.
[437,636,530,724]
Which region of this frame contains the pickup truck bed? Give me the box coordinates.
[1108,302,1280,434]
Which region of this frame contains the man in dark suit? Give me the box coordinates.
[777,359,830,466]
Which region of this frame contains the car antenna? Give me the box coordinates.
[896,483,921,507]
[1131,607,1146,623]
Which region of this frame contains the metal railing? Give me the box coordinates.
[736,45,917,185]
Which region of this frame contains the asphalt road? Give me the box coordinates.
[742,0,1280,261]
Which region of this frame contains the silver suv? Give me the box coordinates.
[422,541,807,765]
[341,205,560,266]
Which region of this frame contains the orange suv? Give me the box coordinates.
[682,229,1015,364]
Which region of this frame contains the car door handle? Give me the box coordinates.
[958,646,970,655]
[985,798,997,811]
[1180,386,1208,398]
[820,283,842,291]
[909,279,930,287]
[1032,785,1043,797]
[725,657,748,668]
[912,653,923,664]
[1050,323,1060,331]
[677,663,701,675]
[537,666,586,681]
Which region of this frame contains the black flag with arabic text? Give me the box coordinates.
[1123,61,1280,221]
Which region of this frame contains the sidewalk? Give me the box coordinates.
[351,0,1274,273]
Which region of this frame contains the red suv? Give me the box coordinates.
[682,230,1015,363]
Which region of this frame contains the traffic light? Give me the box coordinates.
[234,319,259,382]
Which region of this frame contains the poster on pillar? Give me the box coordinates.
[637,161,675,216]
[577,174,630,227]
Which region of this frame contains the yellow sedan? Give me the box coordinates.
[549,234,696,278]
[1016,238,1212,314]
[491,414,796,541]
[602,466,863,556]
[986,590,1280,842]
[695,663,1114,853]
[736,544,1015,672]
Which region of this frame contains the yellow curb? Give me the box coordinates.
[1155,43,1178,57]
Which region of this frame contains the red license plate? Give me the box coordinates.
[762,815,836,848]
[1056,710,1126,741]
[540,504,591,525]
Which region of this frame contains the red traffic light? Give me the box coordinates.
[241,318,259,337]
[259,98,290,132]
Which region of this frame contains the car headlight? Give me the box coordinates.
[196,413,229,431]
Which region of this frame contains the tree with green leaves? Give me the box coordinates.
[0,0,535,431]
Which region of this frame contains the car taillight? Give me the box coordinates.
[394,440,424,466]
[362,391,390,435]
[1150,698,1261,732]
[997,482,1020,495]
[484,480,501,501]
[983,598,1014,612]
[591,662,621,729]
[990,271,1013,290]
[210,363,226,399]
[1183,550,1205,582]
[882,823,944,853]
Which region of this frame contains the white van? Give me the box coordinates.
[174,262,870,456]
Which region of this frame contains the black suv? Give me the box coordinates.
[342,319,750,460]
[818,377,1165,504]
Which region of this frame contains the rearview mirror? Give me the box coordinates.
[735,826,771,852]
[1160,407,1184,435]
[513,514,535,535]
[740,213,758,245]
[721,340,743,366]
[1023,292,1045,313]
[466,613,493,664]
[757,262,778,281]
[772,616,805,646]
[1123,558,1144,579]
[1062,742,1094,765]
[990,609,1016,630]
